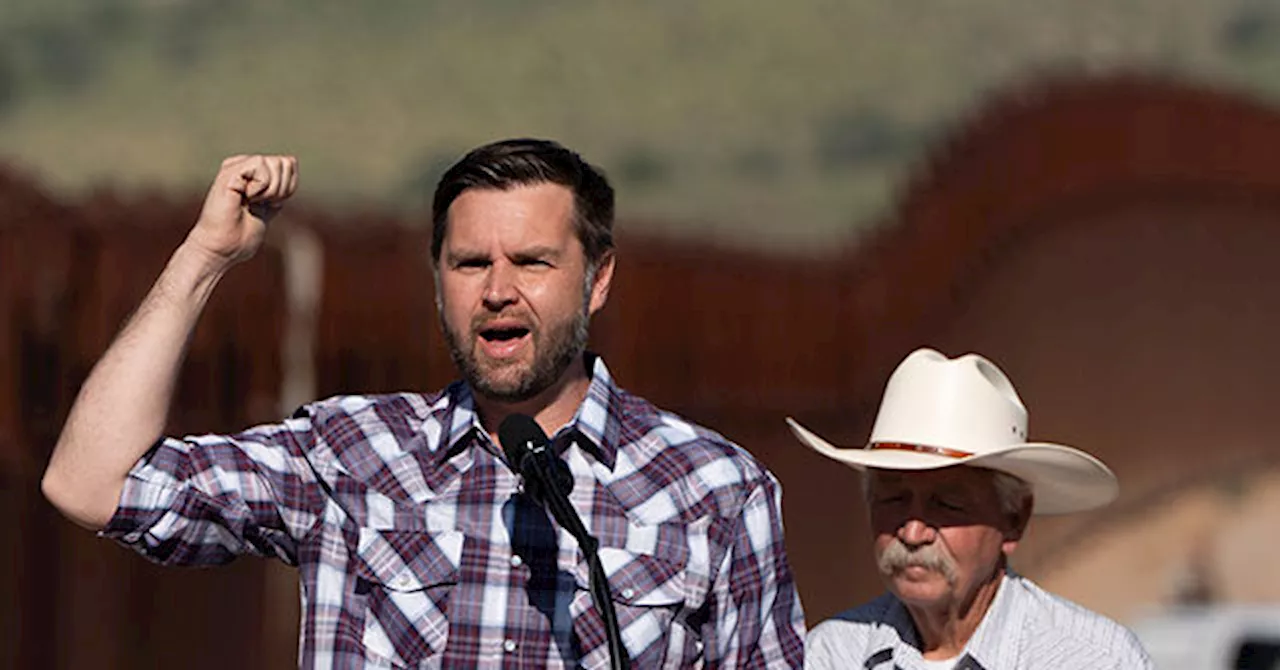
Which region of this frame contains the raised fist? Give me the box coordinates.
[186,154,298,266]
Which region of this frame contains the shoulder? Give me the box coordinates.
[1011,576,1152,664]
[279,389,452,459]
[611,384,762,479]
[805,594,901,668]
[607,387,775,521]
[294,389,447,432]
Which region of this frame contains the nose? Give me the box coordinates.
[897,517,937,548]
[482,262,519,310]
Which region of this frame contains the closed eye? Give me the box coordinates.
[510,245,561,268]
[935,498,965,512]
[512,252,556,269]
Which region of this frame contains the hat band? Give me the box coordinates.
[870,442,974,459]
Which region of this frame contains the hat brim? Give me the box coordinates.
[786,417,1118,515]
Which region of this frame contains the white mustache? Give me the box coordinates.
[877,538,958,586]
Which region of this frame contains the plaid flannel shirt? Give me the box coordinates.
[103,356,806,668]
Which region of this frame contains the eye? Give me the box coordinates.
[454,258,490,271]
[517,257,553,269]
[873,493,907,505]
[934,497,965,512]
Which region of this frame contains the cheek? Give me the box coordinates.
[938,527,1005,569]
[871,533,900,563]
[524,275,587,314]
[437,282,477,325]
[439,271,484,300]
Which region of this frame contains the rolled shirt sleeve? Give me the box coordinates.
[100,410,327,567]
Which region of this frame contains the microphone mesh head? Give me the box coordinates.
[498,413,546,467]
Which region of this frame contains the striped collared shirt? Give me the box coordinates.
[102,356,806,668]
[804,573,1152,670]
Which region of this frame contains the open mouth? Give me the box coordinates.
[477,323,532,358]
[480,326,530,343]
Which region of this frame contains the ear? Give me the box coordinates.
[588,251,616,315]
[1001,495,1034,555]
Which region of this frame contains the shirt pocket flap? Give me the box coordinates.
[354,527,462,593]
[574,546,687,607]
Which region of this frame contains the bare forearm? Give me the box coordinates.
[43,154,297,530]
[43,242,232,529]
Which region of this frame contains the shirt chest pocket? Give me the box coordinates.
[353,527,462,668]
[569,539,707,669]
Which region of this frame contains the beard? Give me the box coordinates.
[876,537,959,587]
[439,274,593,403]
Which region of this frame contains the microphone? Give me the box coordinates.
[498,413,573,503]
[497,413,630,670]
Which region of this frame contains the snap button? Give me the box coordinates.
[391,574,413,589]
[510,555,523,568]
[621,587,635,599]
[503,639,517,653]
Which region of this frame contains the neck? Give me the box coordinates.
[904,571,1004,661]
[475,357,593,442]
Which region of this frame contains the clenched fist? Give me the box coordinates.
[185,154,298,267]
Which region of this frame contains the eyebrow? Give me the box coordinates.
[444,248,489,265]
[931,485,975,500]
[444,244,566,266]
[509,245,563,261]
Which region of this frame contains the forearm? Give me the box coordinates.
[43,241,233,529]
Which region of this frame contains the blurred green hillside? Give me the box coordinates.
[3,0,1280,249]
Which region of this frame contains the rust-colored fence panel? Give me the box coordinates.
[1,208,80,670]
[309,218,449,397]
[1,189,289,669]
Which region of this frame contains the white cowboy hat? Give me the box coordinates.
[786,348,1118,514]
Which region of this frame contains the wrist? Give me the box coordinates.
[173,237,239,277]
[162,241,236,306]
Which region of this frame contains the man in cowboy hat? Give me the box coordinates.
[788,348,1152,669]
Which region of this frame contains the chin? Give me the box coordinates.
[474,357,530,381]
[889,576,952,607]
[475,367,546,401]
[476,378,531,400]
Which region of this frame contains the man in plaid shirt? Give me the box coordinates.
[42,139,807,668]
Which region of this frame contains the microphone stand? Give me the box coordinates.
[524,449,630,670]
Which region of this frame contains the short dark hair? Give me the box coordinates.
[430,138,615,266]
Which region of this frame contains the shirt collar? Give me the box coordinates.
[960,571,1022,669]
[431,353,621,470]
[421,381,485,465]
[883,592,923,649]
[563,353,620,470]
